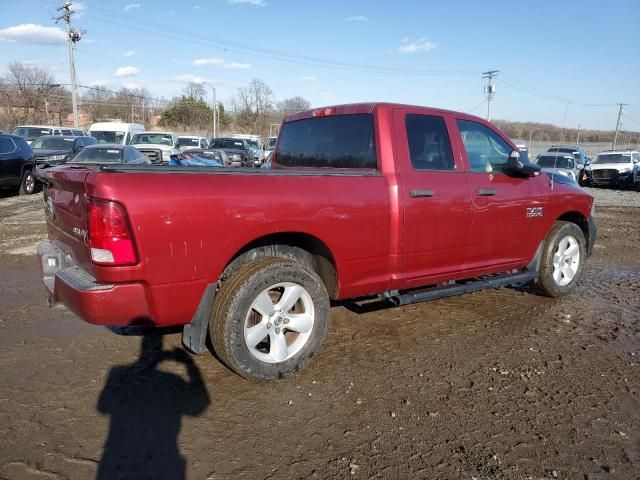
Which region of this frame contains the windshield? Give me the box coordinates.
[246,139,259,149]
[131,133,174,146]
[594,154,632,164]
[70,148,122,163]
[30,136,74,150]
[537,156,574,169]
[266,137,276,149]
[210,139,245,149]
[548,147,577,154]
[91,131,126,144]
[178,137,200,147]
[12,127,52,142]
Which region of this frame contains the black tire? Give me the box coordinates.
[19,169,36,195]
[210,257,330,380]
[531,221,586,298]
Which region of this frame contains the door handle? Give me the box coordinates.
[410,189,434,198]
[476,188,496,196]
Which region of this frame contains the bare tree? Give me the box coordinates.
[2,62,60,125]
[182,82,206,101]
[276,96,310,116]
[232,78,274,134]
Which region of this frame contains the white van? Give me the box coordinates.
[88,122,145,145]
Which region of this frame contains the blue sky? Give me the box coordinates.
[1,0,639,130]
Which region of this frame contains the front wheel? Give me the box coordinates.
[19,169,36,195]
[531,221,587,297]
[210,257,330,380]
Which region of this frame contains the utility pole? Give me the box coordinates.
[482,70,499,121]
[612,102,628,150]
[55,2,83,128]
[576,124,581,146]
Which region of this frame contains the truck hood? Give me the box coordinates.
[589,163,633,171]
[130,144,175,152]
[33,148,71,157]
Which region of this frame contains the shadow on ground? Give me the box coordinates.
[96,332,211,480]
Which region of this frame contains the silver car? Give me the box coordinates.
[536,153,580,183]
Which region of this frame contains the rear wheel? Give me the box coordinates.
[532,221,586,297]
[19,169,36,195]
[210,257,330,380]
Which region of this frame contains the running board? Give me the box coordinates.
[388,270,539,307]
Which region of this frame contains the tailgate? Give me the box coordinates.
[40,166,93,272]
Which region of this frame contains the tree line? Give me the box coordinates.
[1,61,636,143]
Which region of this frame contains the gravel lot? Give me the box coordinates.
[0,189,638,479]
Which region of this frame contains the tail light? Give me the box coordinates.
[88,198,137,265]
[311,107,336,117]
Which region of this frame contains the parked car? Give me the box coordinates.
[583,150,640,189]
[0,133,35,194]
[547,145,589,169]
[536,152,580,183]
[11,125,59,145]
[264,136,277,161]
[37,102,596,381]
[88,122,145,145]
[177,136,209,150]
[231,134,262,163]
[169,149,225,167]
[129,131,180,164]
[68,144,151,165]
[31,135,97,168]
[209,137,254,167]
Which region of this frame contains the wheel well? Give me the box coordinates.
[221,233,338,299]
[557,211,589,247]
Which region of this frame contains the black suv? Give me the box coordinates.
[208,137,254,167]
[0,134,36,195]
[31,135,97,168]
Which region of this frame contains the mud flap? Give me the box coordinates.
[527,241,545,273]
[182,283,216,354]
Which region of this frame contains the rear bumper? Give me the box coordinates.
[37,241,152,326]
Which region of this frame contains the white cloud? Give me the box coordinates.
[124,49,136,57]
[172,74,219,84]
[192,57,224,66]
[302,75,317,81]
[123,82,142,89]
[123,3,141,11]
[223,62,251,69]
[0,24,66,45]
[114,65,140,77]
[224,0,266,5]
[192,58,251,69]
[398,39,436,54]
[345,15,368,22]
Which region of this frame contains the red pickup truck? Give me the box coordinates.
[37,103,596,380]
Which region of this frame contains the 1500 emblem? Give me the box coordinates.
[526,207,544,218]
[73,227,88,240]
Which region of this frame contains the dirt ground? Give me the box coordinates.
[0,189,638,480]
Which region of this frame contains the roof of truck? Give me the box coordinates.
[284,102,485,123]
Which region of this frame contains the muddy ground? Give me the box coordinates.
[0,190,638,480]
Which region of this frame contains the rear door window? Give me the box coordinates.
[276,114,377,169]
[405,115,455,170]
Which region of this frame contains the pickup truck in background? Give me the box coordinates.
[36,103,596,380]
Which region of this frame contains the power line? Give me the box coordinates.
[86,7,477,77]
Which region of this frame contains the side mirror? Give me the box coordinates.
[74,144,84,152]
[174,141,180,149]
[633,158,639,164]
[505,150,541,177]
